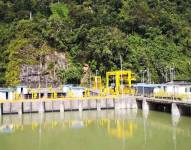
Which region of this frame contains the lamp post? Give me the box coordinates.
[89,70,92,89]
[120,55,123,96]
[96,70,98,90]
[170,65,175,101]
[141,70,147,97]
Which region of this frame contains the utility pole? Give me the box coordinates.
[27,65,29,87]
[29,11,32,20]
[89,70,92,89]
[170,66,172,82]
[173,63,175,81]
[141,70,147,97]
[147,68,151,84]
[169,65,176,82]
[120,55,123,96]
[143,71,145,83]
[169,64,176,101]
[96,70,98,90]
[165,69,168,82]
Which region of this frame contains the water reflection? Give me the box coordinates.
[171,115,180,150]
[0,110,191,150]
[0,124,14,133]
[0,110,138,140]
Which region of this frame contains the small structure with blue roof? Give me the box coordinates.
[133,83,163,96]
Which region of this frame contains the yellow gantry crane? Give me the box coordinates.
[91,70,136,96]
[106,70,136,95]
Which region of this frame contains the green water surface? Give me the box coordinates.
[0,110,190,150]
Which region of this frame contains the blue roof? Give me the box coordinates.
[133,83,165,88]
[16,85,27,88]
[0,88,15,92]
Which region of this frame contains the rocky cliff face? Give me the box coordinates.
[20,51,67,87]
[80,64,90,86]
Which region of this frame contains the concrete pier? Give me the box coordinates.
[0,103,2,116]
[60,102,64,113]
[39,101,44,113]
[136,97,191,117]
[142,99,149,112]
[1,96,191,117]
[78,100,83,112]
[171,103,180,117]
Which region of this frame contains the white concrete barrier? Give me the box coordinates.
[45,101,53,111]
[39,101,44,113]
[142,100,149,112]
[23,102,32,113]
[114,98,121,109]
[60,102,64,112]
[97,100,101,111]
[171,103,180,117]
[0,104,1,116]
[18,107,22,115]
[79,100,83,112]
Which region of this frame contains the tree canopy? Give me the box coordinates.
[0,0,191,86]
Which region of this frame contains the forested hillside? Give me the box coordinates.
[0,0,191,86]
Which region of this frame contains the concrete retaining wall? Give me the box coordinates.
[0,96,137,115]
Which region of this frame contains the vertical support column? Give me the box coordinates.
[0,103,2,116]
[125,96,138,109]
[97,99,101,111]
[114,98,121,109]
[18,102,23,115]
[60,101,64,113]
[39,101,44,113]
[171,103,180,117]
[106,72,109,95]
[142,99,149,112]
[79,100,83,112]
[142,99,149,119]
[126,99,131,109]
[131,97,138,109]
[116,73,120,95]
[121,97,126,109]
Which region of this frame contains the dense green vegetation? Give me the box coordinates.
[0,0,191,86]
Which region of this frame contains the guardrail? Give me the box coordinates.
[0,95,120,103]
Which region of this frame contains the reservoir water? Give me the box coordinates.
[0,110,191,150]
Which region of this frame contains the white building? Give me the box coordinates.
[16,86,28,95]
[154,81,191,99]
[63,85,85,97]
[0,88,15,100]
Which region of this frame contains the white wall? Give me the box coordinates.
[0,91,14,100]
[165,85,191,94]
[154,85,191,95]
[9,92,14,100]
[71,88,84,97]
[63,86,71,93]
[0,92,6,100]
[16,87,28,94]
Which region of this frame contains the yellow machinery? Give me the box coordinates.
[106,70,136,95]
[92,76,102,91]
